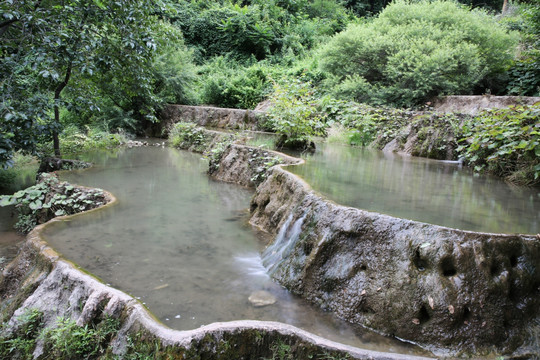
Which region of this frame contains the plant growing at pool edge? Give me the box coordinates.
[457,104,540,185]
[265,78,326,150]
[0,173,107,234]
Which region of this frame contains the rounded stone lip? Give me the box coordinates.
[273,161,538,238]
[24,184,434,360]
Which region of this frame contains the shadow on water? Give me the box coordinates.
[41,145,429,356]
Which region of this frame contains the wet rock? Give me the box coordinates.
[248,290,277,307]
[249,165,540,356]
[127,140,147,148]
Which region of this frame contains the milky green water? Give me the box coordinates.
[289,143,539,234]
[41,145,427,356]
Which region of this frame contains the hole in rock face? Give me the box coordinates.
[413,249,428,271]
[462,307,471,323]
[509,254,518,268]
[261,197,270,210]
[418,305,431,324]
[302,241,313,255]
[490,262,501,277]
[440,256,457,277]
[360,265,367,271]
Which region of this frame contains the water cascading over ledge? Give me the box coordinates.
[163,123,539,357]
[242,159,540,357]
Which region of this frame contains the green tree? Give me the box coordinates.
[0,0,171,166]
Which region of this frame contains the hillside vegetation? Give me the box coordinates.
[1,0,539,185]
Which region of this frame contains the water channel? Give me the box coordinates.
[40,145,427,356]
[289,143,540,235]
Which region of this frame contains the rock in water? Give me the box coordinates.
[248,290,276,307]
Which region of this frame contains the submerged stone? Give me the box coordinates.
[248,290,277,307]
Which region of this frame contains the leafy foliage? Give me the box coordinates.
[168,122,212,151]
[265,79,327,148]
[198,57,271,109]
[42,316,120,360]
[38,125,128,157]
[505,3,540,96]
[171,0,349,62]
[0,308,43,359]
[0,0,193,165]
[320,0,519,107]
[457,104,540,185]
[0,173,107,233]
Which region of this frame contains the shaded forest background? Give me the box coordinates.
[1,0,539,181]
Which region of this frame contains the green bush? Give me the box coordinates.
[320,0,519,107]
[0,309,43,359]
[265,79,327,148]
[168,122,209,150]
[457,104,540,185]
[505,3,540,96]
[199,58,271,109]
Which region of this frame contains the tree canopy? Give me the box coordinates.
[0,0,184,167]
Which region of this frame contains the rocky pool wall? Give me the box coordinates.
[173,127,540,357]
[157,105,264,135]
[0,159,426,359]
[244,163,540,357]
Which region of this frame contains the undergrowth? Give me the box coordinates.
[0,173,107,234]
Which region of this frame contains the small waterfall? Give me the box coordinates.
[234,254,269,278]
[262,212,307,276]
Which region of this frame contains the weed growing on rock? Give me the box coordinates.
[0,173,107,234]
[168,122,209,152]
[41,316,120,360]
[248,149,283,186]
[0,308,43,359]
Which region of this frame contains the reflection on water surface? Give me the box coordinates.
[289,143,539,234]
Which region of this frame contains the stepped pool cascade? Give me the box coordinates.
[289,143,540,234]
[40,145,426,356]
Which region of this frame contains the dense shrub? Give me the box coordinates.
[265,79,327,148]
[320,0,519,107]
[171,0,349,62]
[198,58,271,109]
[457,104,540,185]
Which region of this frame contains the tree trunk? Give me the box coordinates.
[53,62,73,158]
[502,0,508,14]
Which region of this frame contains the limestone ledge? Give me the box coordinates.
[157,104,264,135]
[0,182,430,359]
[209,143,302,188]
[248,164,540,357]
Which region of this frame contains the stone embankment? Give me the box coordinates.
[157,104,264,135]
[247,165,540,357]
